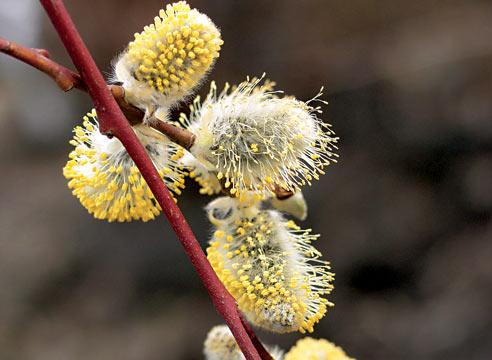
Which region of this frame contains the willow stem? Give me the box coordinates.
[35,0,266,359]
[0,36,85,91]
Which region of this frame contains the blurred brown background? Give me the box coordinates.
[1,1,492,359]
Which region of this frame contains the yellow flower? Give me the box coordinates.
[182,76,339,198]
[206,197,334,334]
[284,337,355,360]
[63,110,186,222]
[203,325,284,360]
[114,1,223,117]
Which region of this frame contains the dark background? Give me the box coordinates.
[1,1,492,359]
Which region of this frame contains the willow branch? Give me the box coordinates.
[0,36,85,91]
[2,16,287,357]
[37,0,264,359]
[0,36,194,147]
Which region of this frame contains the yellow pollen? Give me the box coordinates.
[284,337,355,360]
[206,200,334,334]
[125,1,222,99]
[63,110,186,222]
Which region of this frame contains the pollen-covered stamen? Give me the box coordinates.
[183,76,339,198]
[206,197,334,334]
[63,109,186,222]
[179,150,222,195]
[114,1,223,113]
[203,325,284,360]
[284,337,355,360]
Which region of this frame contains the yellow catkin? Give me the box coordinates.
[205,197,334,334]
[115,1,223,111]
[284,337,355,360]
[63,110,186,222]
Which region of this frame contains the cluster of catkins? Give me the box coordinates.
[63,2,351,359]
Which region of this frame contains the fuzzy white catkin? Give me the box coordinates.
[181,76,338,198]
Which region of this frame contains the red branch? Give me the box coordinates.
[0,37,85,91]
[241,316,277,359]
[36,1,267,359]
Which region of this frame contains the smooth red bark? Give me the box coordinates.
[37,1,269,359]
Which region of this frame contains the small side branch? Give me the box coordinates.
[0,36,85,91]
[150,118,196,150]
[0,37,195,148]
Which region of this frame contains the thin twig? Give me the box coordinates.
[0,36,194,147]
[0,36,85,91]
[150,118,197,150]
[36,0,266,359]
